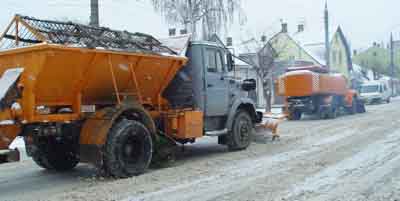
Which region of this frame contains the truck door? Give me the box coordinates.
[204,47,229,117]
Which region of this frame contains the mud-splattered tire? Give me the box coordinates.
[327,106,337,119]
[348,98,357,115]
[103,119,153,178]
[357,100,366,113]
[227,110,253,151]
[27,136,79,171]
[288,110,302,120]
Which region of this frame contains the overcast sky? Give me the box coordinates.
[1,0,399,50]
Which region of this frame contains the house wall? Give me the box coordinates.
[330,32,350,78]
[269,33,320,65]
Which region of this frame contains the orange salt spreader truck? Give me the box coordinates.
[0,15,276,177]
[277,65,366,120]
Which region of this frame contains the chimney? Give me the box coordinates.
[297,24,304,32]
[281,23,288,33]
[261,35,267,43]
[180,29,188,35]
[169,28,176,36]
[226,37,233,47]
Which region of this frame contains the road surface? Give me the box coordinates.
[1,100,400,201]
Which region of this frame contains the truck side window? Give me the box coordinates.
[206,48,223,73]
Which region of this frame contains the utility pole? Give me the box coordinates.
[90,0,99,27]
[390,33,395,96]
[324,1,330,71]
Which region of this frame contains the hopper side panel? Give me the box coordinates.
[283,74,314,97]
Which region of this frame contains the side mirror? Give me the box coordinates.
[227,53,235,72]
[242,79,256,91]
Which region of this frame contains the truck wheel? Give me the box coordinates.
[228,110,253,151]
[318,107,328,120]
[348,98,357,115]
[27,136,79,171]
[328,107,337,119]
[356,100,366,113]
[289,110,302,120]
[103,119,153,178]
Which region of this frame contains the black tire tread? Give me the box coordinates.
[228,110,253,151]
[103,119,153,178]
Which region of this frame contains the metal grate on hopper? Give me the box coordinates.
[0,14,176,55]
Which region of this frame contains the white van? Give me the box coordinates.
[360,81,391,104]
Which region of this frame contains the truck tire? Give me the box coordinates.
[357,100,366,113]
[348,98,357,115]
[27,136,79,171]
[288,110,302,120]
[327,106,337,119]
[103,119,153,178]
[227,110,253,151]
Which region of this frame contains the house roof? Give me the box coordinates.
[270,32,327,66]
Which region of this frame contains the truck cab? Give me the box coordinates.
[164,40,261,146]
[360,81,391,104]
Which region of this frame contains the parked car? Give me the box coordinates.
[360,81,391,104]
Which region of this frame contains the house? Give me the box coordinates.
[269,25,353,78]
[329,27,353,78]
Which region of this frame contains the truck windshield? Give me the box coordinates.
[361,85,379,93]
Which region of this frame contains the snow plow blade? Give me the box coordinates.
[255,117,282,142]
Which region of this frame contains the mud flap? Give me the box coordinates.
[151,132,177,168]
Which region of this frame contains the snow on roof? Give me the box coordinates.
[288,30,327,66]
[235,58,251,66]
[301,44,326,66]
[234,39,262,55]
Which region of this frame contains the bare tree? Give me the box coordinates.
[238,35,287,112]
[150,0,245,40]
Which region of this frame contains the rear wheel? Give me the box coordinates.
[327,106,337,119]
[26,133,79,171]
[288,110,302,120]
[356,100,366,113]
[103,119,153,178]
[227,110,253,151]
[348,97,357,115]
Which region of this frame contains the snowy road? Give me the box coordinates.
[1,100,400,201]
